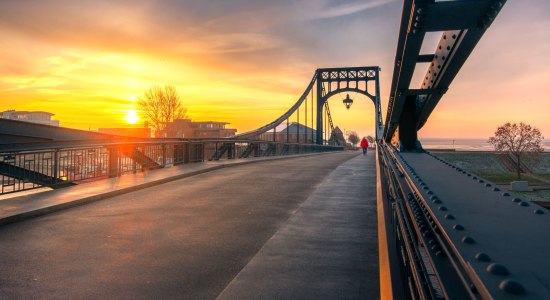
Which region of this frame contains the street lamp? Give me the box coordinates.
[343,94,353,109]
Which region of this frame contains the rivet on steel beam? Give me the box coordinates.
[473,176,478,180]
[485,183,492,187]
[499,279,526,295]
[474,252,491,262]
[453,224,464,230]
[439,206,448,211]
[534,209,545,214]
[487,263,510,275]
[519,201,529,207]
[512,198,522,203]
[462,236,475,244]
[444,214,454,220]
[492,187,500,191]
[502,192,510,196]
[427,191,433,195]
[433,199,442,204]
[479,179,484,183]
[423,186,429,190]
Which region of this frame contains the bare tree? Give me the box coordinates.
[347,131,360,146]
[138,85,187,136]
[367,136,375,147]
[488,122,544,179]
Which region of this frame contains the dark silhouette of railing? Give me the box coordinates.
[0,139,342,195]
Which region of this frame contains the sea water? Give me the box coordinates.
[419,138,550,152]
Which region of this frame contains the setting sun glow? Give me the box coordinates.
[124,110,139,125]
[0,1,548,139]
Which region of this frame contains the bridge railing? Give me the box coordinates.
[0,139,343,195]
[378,143,473,299]
[377,142,550,299]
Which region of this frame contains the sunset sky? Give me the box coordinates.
[1,0,548,139]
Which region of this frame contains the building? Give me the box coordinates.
[259,122,317,143]
[0,110,59,126]
[98,127,151,138]
[164,119,237,138]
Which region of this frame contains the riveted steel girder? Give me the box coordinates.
[384,0,507,143]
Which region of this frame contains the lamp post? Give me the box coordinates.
[343,94,353,109]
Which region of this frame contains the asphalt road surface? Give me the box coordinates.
[0,152,359,299]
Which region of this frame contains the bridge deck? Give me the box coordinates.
[0,154,322,226]
[0,151,378,299]
[217,152,379,299]
[399,152,550,299]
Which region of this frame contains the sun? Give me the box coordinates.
[124,110,139,124]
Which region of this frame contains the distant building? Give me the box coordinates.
[259,122,317,143]
[98,127,151,138]
[0,110,59,126]
[163,119,237,138]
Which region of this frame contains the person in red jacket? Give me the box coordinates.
[360,137,369,155]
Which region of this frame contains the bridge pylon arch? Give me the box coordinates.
[315,66,383,144]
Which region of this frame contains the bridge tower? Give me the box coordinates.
[315,67,383,144]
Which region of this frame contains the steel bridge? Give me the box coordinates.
[1,0,549,299]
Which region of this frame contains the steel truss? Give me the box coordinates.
[383,0,507,150]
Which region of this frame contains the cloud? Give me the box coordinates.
[309,0,396,20]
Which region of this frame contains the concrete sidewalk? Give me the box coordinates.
[216,153,379,299]
[0,153,333,226]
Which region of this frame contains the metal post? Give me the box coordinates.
[375,67,383,140]
[107,147,119,178]
[297,104,300,144]
[324,108,328,145]
[53,150,59,183]
[311,89,314,144]
[132,146,137,173]
[305,92,308,144]
[184,142,190,164]
[162,144,167,167]
[316,79,323,144]
[286,117,289,143]
[200,142,205,162]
